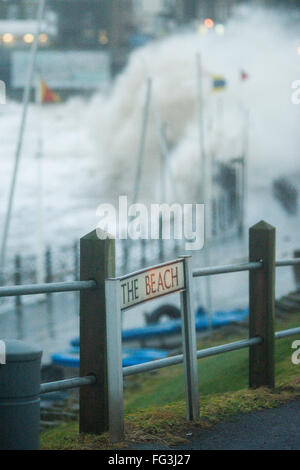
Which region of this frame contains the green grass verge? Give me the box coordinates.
[41,314,300,450]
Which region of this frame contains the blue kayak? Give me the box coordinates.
[70,308,248,347]
[51,347,169,368]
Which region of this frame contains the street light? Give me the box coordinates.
[198,24,207,35]
[24,33,35,44]
[99,30,108,45]
[215,24,225,36]
[3,33,14,44]
[204,18,214,29]
[39,33,49,44]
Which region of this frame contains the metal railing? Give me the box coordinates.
[123,324,300,378]
[192,261,262,277]
[1,221,300,444]
[32,255,300,391]
[40,375,96,394]
[2,249,300,396]
[193,258,300,278]
[0,280,96,297]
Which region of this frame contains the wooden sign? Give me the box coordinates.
[120,259,185,310]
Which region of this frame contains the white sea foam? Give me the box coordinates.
[87,4,300,205]
[0,4,299,254]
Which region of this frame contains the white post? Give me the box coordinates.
[196,53,206,202]
[152,93,179,202]
[180,256,199,421]
[105,278,124,442]
[196,53,213,328]
[0,0,46,270]
[239,70,249,237]
[35,74,45,288]
[132,77,152,205]
[241,108,249,237]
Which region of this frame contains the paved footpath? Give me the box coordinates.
[131,401,300,450]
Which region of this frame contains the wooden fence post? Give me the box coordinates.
[218,197,225,231]
[79,229,115,434]
[293,250,300,290]
[122,239,128,273]
[159,215,164,262]
[73,240,80,315]
[211,198,217,236]
[249,220,275,389]
[14,254,23,339]
[45,247,53,306]
[14,254,22,310]
[45,247,52,283]
[141,238,146,266]
[238,157,245,237]
[74,240,79,280]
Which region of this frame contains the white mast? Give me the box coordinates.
[0,0,46,271]
[132,77,152,205]
[196,53,213,328]
[35,73,45,288]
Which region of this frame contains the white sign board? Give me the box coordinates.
[120,260,185,310]
[12,50,110,90]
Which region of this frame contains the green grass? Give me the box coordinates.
[124,315,300,412]
[124,347,249,412]
[41,314,300,450]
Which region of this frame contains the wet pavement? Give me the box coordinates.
[131,400,300,450]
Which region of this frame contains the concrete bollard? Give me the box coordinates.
[0,340,42,450]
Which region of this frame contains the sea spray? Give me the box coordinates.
[0,4,299,252]
[87,4,300,206]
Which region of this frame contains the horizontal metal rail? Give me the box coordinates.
[123,337,263,377]
[40,375,96,394]
[123,352,184,377]
[196,337,262,359]
[275,326,300,340]
[39,328,300,387]
[0,257,298,298]
[193,261,262,278]
[276,258,300,267]
[124,327,300,378]
[193,257,300,278]
[0,280,97,297]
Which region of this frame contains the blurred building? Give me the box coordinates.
[255,0,299,7]
[181,0,299,22]
[175,0,234,24]
[135,0,299,31]
[51,0,134,74]
[132,0,165,35]
[1,0,298,95]
[131,1,244,35]
[0,0,135,94]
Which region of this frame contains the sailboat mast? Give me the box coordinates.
[0,0,46,270]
